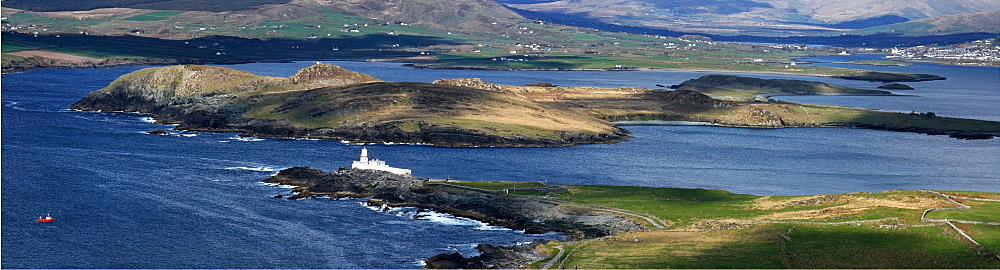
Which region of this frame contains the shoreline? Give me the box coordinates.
[263,167,1000,268]
[0,54,926,80]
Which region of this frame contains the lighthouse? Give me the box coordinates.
[351,147,411,175]
[359,147,369,163]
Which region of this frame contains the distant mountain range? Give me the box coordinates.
[497,0,1000,37]
[5,0,996,39]
[1,0,995,52]
[1,0,524,32]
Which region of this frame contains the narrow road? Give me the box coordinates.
[534,197,669,230]
[540,244,565,270]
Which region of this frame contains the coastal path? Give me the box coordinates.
[539,244,565,270]
[532,197,669,230]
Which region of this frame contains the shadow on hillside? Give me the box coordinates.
[2,32,462,63]
[1,0,293,12]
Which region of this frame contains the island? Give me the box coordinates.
[70,64,1000,145]
[262,161,1000,269]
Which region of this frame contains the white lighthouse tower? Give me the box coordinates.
[351,147,411,175]
[359,147,369,163]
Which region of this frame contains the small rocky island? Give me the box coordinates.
[71,64,999,142]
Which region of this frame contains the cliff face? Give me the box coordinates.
[287,63,381,89]
[70,65,284,113]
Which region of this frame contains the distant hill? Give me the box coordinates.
[855,11,1000,35]
[1,0,525,32]
[0,0,292,12]
[499,0,1000,36]
[314,0,524,32]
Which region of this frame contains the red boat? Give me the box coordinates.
[37,214,53,223]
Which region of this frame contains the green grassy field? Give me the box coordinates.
[445,181,545,190]
[784,224,997,268]
[557,225,790,268]
[553,222,998,269]
[555,185,767,227]
[926,201,1000,222]
[121,10,186,21]
[960,224,1000,253]
[534,185,1000,269]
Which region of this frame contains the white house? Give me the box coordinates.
[351,148,411,175]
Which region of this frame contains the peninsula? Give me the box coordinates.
[70,64,1000,145]
[263,163,1000,269]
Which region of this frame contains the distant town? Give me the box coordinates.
[887,38,1000,65]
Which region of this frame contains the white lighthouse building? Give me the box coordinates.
[351,147,412,175]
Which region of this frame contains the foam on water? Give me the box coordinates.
[361,202,510,231]
[260,182,298,189]
[224,166,281,172]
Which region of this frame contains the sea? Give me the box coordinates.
[2,55,998,268]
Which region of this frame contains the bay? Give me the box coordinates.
[2,59,997,268]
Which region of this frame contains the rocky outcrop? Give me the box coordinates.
[834,71,946,82]
[288,63,381,89]
[877,83,915,90]
[425,239,550,269]
[264,167,644,268]
[263,167,644,238]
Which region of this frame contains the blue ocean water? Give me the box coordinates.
[2,60,998,268]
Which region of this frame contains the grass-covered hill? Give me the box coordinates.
[67,63,1000,144]
[7,0,975,75]
[855,11,1000,36]
[673,74,893,98]
[500,0,1000,37]
[0,0,292,12]
[70,63,627,147]
[441,76,1000,138]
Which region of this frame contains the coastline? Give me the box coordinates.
[262,167,646,268]
[0,55,939,80]
[263,166,1000,268]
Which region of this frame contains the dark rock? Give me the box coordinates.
[262,166,644,269]
[147,129,168,135]
[425,239,550,269]
[524,82,558,87]
[877,83,915,90]
[834,71,946,82]
[263,167,643,239]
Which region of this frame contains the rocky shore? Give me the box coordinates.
[262,167,644,268]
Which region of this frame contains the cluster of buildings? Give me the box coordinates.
[351,148,411,175]
[888,39,1000,62]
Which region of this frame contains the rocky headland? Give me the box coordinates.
[262,167,644,268]
[70,64,628,147]
[71,64,999,142]
[264,167,643,238]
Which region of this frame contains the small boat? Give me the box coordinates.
[37,214,54,223]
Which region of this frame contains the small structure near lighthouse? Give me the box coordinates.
[351,147,412,175]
